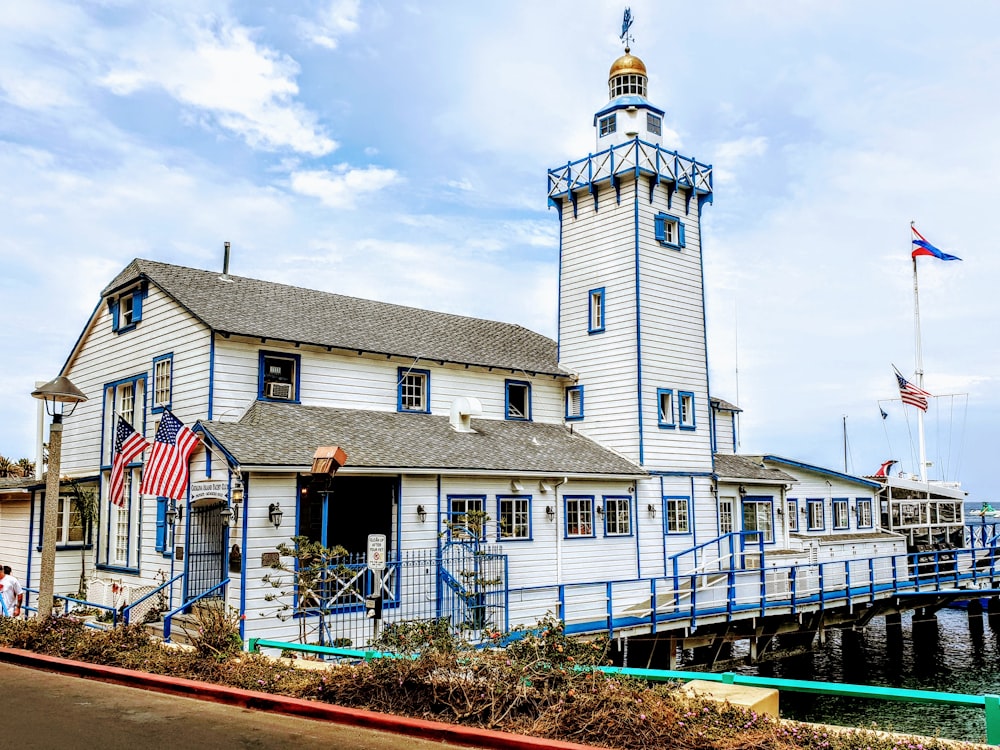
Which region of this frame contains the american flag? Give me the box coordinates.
[896,371,932,412]
[109,416,148,507]
[139,411,199,501]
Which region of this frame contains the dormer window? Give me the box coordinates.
[259,351,299,402]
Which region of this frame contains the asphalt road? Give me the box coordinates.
[1,661,471,750]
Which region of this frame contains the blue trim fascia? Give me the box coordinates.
[601,495,634,538]
[656,388,675,429]
[588,287,606,334]
[397,366,431,414]
[563,495,596,539]
[832,497,850,530]
[26,490,36,595]
[678,391,696,430]
[593,96,665,122]
[239,472,249,641]
[663,495,692,535]
[208,331,216,421]
[257,350,302,403]
[634,182,644,465]
[504,379,532,421]
[565,385,584,421]
[435,475,442,616]
[151,352,174,414]
[762,455,882,489]
[496,494,533,542]
[806,498,826,531]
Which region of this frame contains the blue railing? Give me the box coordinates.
[19,588,120,627]
[162,578,229,643]
[122,572,183,625]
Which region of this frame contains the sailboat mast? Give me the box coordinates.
[911,221,928,482]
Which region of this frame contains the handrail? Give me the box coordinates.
[162,579,229,642]
[23,587,120,625]
[122,572,184,625]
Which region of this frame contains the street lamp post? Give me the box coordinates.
[31,375,87,618]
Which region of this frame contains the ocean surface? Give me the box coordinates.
[739,598,999,742]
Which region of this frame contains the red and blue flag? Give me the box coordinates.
[911,225,961,261]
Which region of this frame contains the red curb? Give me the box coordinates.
[0,647,603,750]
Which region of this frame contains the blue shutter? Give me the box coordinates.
[654,214,665,242]
[132,291,143,323]
[110,301,120,332]
[677,221,686,247]
[155,497,166,552]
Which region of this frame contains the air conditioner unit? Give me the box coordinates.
[266,382,293,400]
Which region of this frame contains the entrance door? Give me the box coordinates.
[299,475,396,556]
[185,501,226,601]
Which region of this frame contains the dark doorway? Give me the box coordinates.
[298,475,396,556]
[186,500,226,601]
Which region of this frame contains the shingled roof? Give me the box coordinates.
[103,259,567,376]
[713,454,796,483]
[198,401,645,477]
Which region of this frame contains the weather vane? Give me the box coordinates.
[620,7,634,51]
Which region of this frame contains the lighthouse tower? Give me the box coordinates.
[550,41,715,556]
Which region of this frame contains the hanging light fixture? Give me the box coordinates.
[268,502,283,528]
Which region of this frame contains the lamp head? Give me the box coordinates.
[31,375,88,418]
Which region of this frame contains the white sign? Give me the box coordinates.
[367,534,387,572]
[191,480,229,502]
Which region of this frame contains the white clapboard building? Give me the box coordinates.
[7,43,909,651]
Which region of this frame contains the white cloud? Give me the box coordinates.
[297,0,361,50]
[100,15,336,155]
[289,165,401,208]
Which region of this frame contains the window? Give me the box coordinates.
[259,351,300,402]
[603,496,632,536]
[100,471,139,570]
[498,496,530,540]
[565,386,584,421]
[565,496,594,538]
[448,495,485,539]
[807,499,825,531]
[647,113,662,136]
[833,498,849,530]
[654,213,686,249]
[657,388,675,428]
[678,392,695,430]
[110,287,145,333]
[719,497,735,534]
[742,499,774,543]
[599,114,616,137]
[152,354,173,413]
[787,499,799,532]
[120,381,135,428]
[505,380,531,421]
[398,367,430,413]
[857,498,873,528]
[104,375,145,465]
[588,287,605,333]
[56,495,85,546]
[665,496,690,534]
[609,74,646,98]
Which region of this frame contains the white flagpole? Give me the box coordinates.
[911,221,928,482]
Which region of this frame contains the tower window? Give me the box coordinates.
[655,212,686,249]
[588,287,605,333]
[657,388,675,428]
[679,391,696,429]
[647,113,662,136]
[599,114,616,137]
[565,386,584,421]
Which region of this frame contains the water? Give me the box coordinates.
[740,608,1000,743]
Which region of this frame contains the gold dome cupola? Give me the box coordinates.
[608,48,648,99]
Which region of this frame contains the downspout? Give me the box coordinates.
[554,477,569,587]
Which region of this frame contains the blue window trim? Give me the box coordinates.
[588,287,606,334]
[151,353,174,414]
[678,391,696,430]
[100,373,148,468]
[856,497,874,529]
[446,494,486,540]
[496,495,532,541]
[565,385,584,421]
[258,350,302,403]
[563,495,596,539]
[807,498,825,531]
[663,495,692,535]
[599,113,616,136]
[110,286,146,335]
[646,112,662,136]
[504,379,532,422]
[155,496,167,553]
[741,496,776,545]
[397,367,431,414]
[656,388,675,429]
[601,495,634,537]
[787,498,799,532]
[654,212,686,250]
[832,497,850,530]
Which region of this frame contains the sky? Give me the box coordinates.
[1,1,997,499]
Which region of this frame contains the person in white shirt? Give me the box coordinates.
[0,566,24,617]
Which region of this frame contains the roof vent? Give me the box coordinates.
[450,397,482,433]
[219,241,234,283]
